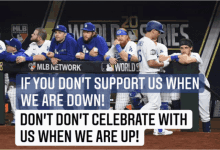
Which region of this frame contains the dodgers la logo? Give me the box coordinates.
[11,24,28,43]
[85,24,87,28]
[28,62,36,71]
[117,30,121,34]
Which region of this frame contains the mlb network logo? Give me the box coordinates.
[28,62,36,71]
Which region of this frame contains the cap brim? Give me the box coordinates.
[5,40,10,46]
[159,30,164,33]
[81,28,94,32]
[52,28,66,33]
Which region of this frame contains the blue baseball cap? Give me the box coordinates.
[5,38,22,50]
[52,25,67,33]
[81,22,95,32]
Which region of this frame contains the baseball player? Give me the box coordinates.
[159,38,211,132]
[47,25,77,65]
[137,20,172,135]
[0,40,9,95]
[104,28,138,110]
[2,38,27,125]
[76,22,109,110]
[76,22,108,61]
[16,27,51,63]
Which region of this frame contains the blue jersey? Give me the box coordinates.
[77,35,108,61]
[49,33,77,61]
[0,49,26,62]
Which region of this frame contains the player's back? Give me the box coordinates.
[137,37,159,73]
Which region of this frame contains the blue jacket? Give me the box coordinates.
[77,35,108,61]
[49,33,77,61]
[0,49,26,62]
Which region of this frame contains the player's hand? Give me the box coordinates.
[75,52,85,60]
[159,55,167,62]
[47,52,55,58]
[109,57,118,65]
[89,47,98,57]
[51,57,60,65]
[178,54,188,64]
[16,56,26,64]
[113,39,120,46]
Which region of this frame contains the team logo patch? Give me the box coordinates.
[160,50,164,53]
[0,62,3,71]
[11,24,28,43]
[117,30,121,34]
[150,49,157,55]
[28,62,36,71]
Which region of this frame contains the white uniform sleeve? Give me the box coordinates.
[105,45,115,58]
[41,40,51,54]
[144,41,157,61]
[191,53,202,64]
[158,43,168,56]
[170,53,181,56]
[0,41,6,53]
[24,44,34,57]
[127,42,137,56]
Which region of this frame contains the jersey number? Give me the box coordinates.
[138,50,142,62]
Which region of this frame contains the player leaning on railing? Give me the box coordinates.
[104,28,138,110]
[0,38,31,125]
[159,38,211,132]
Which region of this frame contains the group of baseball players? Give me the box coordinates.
[0,21,211,135]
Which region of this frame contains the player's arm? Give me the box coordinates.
[84,37,108,61]
[178,54,197,64]
[144,43,166,68]
[54,39,77,61]
[0,51,6,60]
[104,46,118,65]
[16,54,46,63]
[113,40,128,61]
[148,60,164,68]
[5,52,27,62]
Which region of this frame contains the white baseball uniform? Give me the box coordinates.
[155,42,171,103]
[105,41,137,60]
[105,41,137,110]
[0,40,9,95]
[137,37,161,110]
[170,52,210,122]
[25,40,51,56]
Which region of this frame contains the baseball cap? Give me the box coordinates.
[81,22,95,32]
[5,38,22,50]
[52,25,67,33]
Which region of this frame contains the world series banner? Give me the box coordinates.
[67,16,189,50]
